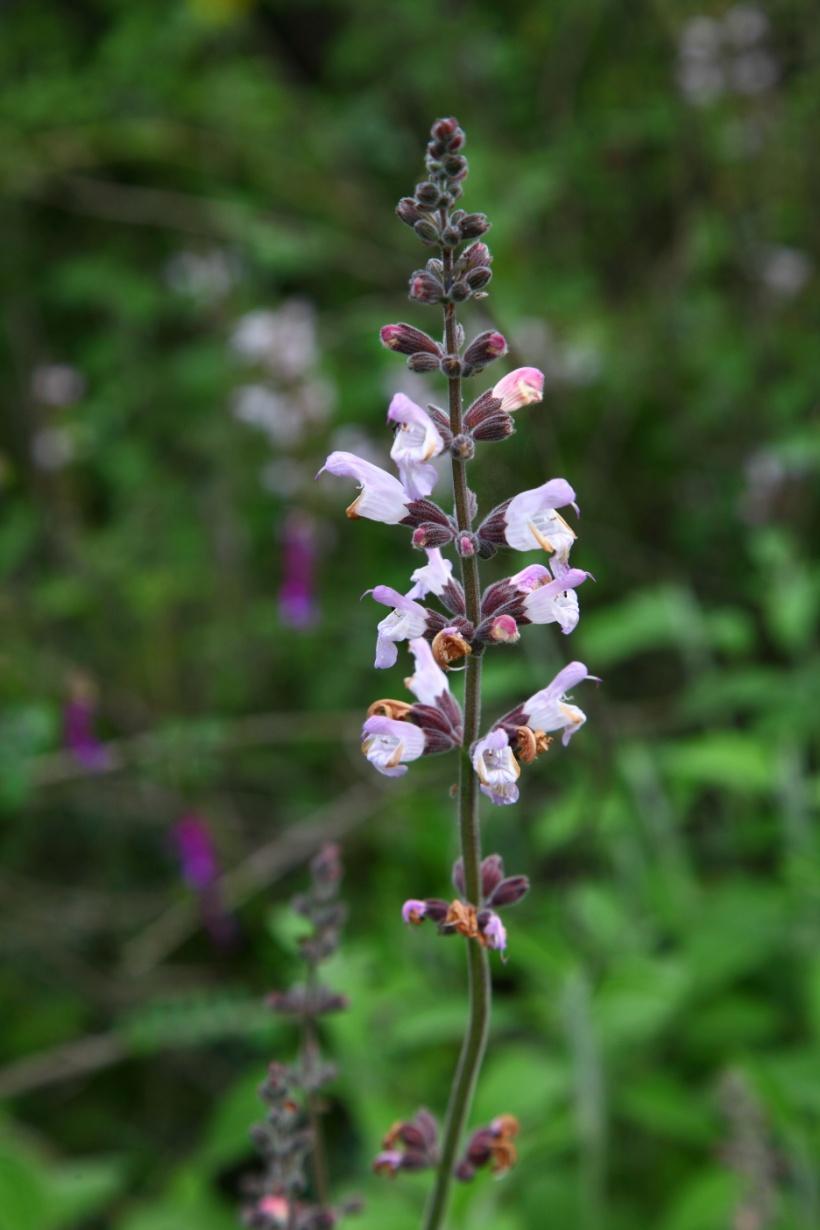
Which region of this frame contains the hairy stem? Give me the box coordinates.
[421,245,492,1230]
[304,962,331,1208]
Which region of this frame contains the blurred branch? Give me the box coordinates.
[31,709,359,787]
[121,780,384,976]
[0,1032,124,1100]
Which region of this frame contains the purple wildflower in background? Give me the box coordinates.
[172,813,236,949]
[63,679,111,771]
[279,511,319,630]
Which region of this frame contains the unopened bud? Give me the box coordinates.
[459,212,490,238]
[480,854,505,897]
[426,257,444,278]
[450,434,475,461]
[441,225,462,247]
[450,280,470,302]
[443,154,468,179]
[457,532,477,557]
[415,181,440,207]
[423,897,450,923]
[380,323,441,356]
[396,197,422,226]
[471,413,515,442]
[407,352,441,372]
[432,628,472,668]
[460,242,492,272]
[439,353,462,378]
[431,116,460,141]
[488,875,530,907]
[463,330,508,372]
[465,266,492,291]
[489,614,519,642]
[408,270,444,304]
[413,217,440,245]
[411,521,455,549]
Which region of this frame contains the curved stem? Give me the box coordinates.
[421,244,492,1230]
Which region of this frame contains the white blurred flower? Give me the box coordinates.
[758,246,812,298]
[230,300,317,379]
[31,364,85,407]
[31,427,74,471]
[164,249,238,301]
[231,384,305,445]
[677,6,777,106]
[724,4,769,47]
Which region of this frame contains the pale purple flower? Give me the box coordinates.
[509,562,551,592]
[361,715,426,777]
[472,729,520,806]
[318,451,411,524]
[387,393,444,499]
[491,367,544,413]
[402,898,428,924]
[371,586,429,668]
[31,363,85,407]
[407,548,454,599]
[482,911,508,957]
[504,479,578,558]
[278,512,318,629]
[522,567,590,635]
[522,660,594,746]
[63,694,110,771]
[372,1150,404,1176]
[172,813,237,948]
[405,637,448,705]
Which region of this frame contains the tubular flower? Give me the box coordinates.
[405,637,449,705]
[519,660,594,746]
[401,899,428,924]
[370,586,430,668]
[491,367,544,413]
[361,716,426,777]
[522,567,590,635]
[471,729,520,806]
[480,910,508,958]
[407,547,455,600]
[477,479,578,561]
[387,393,445,499]
[318,450,411,523]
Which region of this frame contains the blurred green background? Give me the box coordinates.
[1,0,819,1227]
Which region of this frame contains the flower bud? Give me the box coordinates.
[411,521,455,549]
[439,353,462,378]
[492,366,545,412]
[443,154,468,178]
[463,330,508,372]
[408,270,444,304]
[415,181,440,207]
[407,352,441,372]
[460,242,492,272]
[456,532,477,557]
[426,257,444,278]
[380,323,441,357]
[450,280,470,302]
[480,853,505,897]
[423,897,450,923]
[489,614,519,643]
[488,875,530,907]
[396,197,422,227]
[441,225,462,247]
[431,116,460,141]
[465,266,492,291]
[432,628,472,668]
[459,212,490,238]
[450,434,475,461]
[471,413,515,442]
[414,217,440,245]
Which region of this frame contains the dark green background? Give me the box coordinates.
[1,1,819,1227]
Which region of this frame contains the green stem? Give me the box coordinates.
[421,244,492,1230]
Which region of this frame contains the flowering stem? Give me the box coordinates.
[421,248,492,1230]
[304,962,331,1207]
